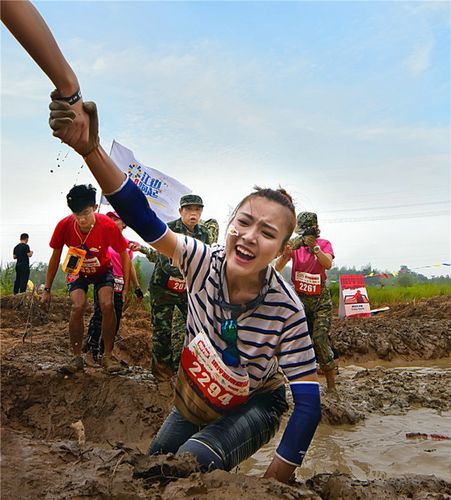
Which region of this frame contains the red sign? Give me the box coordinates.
[339,274,371,318]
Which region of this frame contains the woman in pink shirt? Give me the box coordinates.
[276,212,337,392]
[84,211,143,364]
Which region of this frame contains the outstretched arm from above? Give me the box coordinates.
[1,0,90,156]
[1,0,78,95]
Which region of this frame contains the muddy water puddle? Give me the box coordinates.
[241,408,451,481]
[240,360,451,482]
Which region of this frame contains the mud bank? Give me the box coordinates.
[330,295,451,363]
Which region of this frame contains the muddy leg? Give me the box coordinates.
[97,285,116,355]
[69,289,87,355]
[151,301,175,379]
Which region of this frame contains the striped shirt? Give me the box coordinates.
[173,235,317,393]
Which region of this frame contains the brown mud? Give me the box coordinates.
[1,294,450,499]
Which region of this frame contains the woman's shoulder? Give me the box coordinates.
[176,235,225,268]
[267,268,304,312]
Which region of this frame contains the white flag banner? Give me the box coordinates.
[100,140,191,222]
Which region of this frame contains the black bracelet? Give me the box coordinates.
[44,287,51,292]
[59,89,82,106]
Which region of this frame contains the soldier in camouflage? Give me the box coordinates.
[132,211,216,380]
[275,212,337,392]
[143,194,210,380]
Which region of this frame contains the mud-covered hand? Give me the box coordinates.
[49,92,99,157]
[303,235,317,249]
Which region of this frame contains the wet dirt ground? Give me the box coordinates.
[1,293,450,499]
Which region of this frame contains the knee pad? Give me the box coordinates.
[177,438,225,472]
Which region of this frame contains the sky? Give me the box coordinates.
[1,0,450,278]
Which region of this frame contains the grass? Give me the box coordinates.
[329,282,451,307]
[2,263,450,309]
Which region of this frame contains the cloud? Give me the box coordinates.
[402,1,450,18]
[405,40,434,75]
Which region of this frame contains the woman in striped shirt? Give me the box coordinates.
[50,99,321,483]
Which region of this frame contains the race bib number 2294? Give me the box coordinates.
[180,331,249,409]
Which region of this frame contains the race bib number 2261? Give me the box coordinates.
[294,272,321,295]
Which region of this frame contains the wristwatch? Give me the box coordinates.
[313,245,321,254]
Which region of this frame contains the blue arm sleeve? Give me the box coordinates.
[276,382,321,466]
[106,178,168,244]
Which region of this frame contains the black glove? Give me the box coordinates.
[134,287,144,299]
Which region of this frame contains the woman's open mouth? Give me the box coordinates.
[235,245,255,262]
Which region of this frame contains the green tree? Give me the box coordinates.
[0,262,15,294]
[396,265,414,287]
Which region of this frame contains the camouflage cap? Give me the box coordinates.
[180,194,204,208]
[297,212,318,228]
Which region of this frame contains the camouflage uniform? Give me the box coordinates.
[149,212,210,373]
[293,212,335,372]
[299,286,335,371]
[139,245,186,370]
[203,218,220,244]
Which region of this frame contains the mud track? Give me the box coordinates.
[1,294,450,498]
